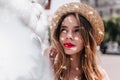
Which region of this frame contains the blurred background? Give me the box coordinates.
[42,0,120,80]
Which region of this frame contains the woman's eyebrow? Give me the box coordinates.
[61,26,79,28]
[74,26,80,28]
[61,26,67,28]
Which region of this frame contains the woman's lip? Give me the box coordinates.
[63,42,75,48]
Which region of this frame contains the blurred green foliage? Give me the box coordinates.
[103,16,120,44]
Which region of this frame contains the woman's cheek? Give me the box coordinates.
[59,37,65,46]
[74,37,79,40]
[60,37,65,41]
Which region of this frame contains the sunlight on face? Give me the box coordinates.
[74,37,79,40]
[71,47,77,51]
[60,37,65,41]
[68,17,73,23]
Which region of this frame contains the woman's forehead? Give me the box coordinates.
[61,25,80,29]
[61,14,79,27]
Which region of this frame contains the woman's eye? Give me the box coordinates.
[74,29,80,32]
[60,29,67,33]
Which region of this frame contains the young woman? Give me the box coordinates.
[48,2,110,80]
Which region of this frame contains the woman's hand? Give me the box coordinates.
[45,46,57,65]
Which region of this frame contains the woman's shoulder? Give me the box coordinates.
[98,66,110,80]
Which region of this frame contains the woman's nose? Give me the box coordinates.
[66,31,73,39]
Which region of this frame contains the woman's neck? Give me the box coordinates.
[70,53,80,71]
[69,53,81,80]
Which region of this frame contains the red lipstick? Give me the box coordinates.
[63,42,75,48]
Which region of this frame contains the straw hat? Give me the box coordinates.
[50,2,104,45]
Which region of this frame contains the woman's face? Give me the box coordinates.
[59,14,84,55]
